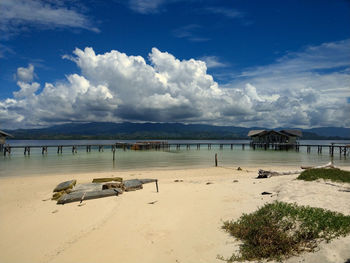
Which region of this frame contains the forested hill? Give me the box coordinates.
[3,122,350,140]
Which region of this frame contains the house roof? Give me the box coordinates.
[247,130,266,137]
[280,129,302,137]
[248,129,302,137]
[0,130,13,138]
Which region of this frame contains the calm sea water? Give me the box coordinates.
[1,140,349,177]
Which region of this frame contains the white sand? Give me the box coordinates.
[0,166,349,263]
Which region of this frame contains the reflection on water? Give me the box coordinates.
[1,140,349,177]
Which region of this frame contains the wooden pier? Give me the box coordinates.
[1,142,349,158]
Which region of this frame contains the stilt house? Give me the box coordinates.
[248,129,302,144]
[0,130,13,152]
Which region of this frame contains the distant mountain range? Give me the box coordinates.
[3,122,350,140]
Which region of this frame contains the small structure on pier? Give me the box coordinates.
[0,130,13,152]
[248,129,302,144]
[130,141,168,150]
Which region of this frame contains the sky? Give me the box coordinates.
[0,0,349,129]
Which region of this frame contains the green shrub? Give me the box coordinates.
[297,168,350,183]
[221,201,350,262]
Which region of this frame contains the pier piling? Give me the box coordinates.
[24,146,30,155]
[112,146,116,161]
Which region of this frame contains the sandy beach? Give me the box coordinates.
[1,166,350,263]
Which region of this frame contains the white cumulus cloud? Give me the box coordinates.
[0,40,349,129]
[16,64,35,82]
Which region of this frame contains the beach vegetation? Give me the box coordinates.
[221,201,350,262]
[297,168,350,183]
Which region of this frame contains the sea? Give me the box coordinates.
[1,140,349,177]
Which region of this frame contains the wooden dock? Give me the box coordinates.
[1,142,349,157]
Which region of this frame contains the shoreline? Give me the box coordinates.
[2,161,350,179]
[1,166,350,263]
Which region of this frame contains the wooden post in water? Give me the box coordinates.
[112,146,116,161]
[24,146,31,155]
[42,146,48,155]
[4,146,11,156]
[331,143,334,157]
[215,153,218,167]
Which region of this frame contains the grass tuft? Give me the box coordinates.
[297,168,350,183]
[221,201,350,262]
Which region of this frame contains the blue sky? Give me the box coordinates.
[0,0,349,129]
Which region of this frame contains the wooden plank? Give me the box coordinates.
[57,188,122,204]
[72,183,104,192]
[139,179,157,184]
[92,177,123,183]
[123,179,143,191]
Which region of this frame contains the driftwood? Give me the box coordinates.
[257,169,302,178]
[92,177,123,183]
[53,180,77,192]
[301,162,336,170]
[54,178,159,204]
[123,179,143,191]
[258,162,338,179]
[72,183,103,192]
[52,189,72,200]
[102,182,123,190]
[123,179,159,192]
[57,188,122,204]
[139,179,157,184]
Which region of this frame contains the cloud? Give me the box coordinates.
[0,0,98,36]
[241,39,350,78]
[203,7,243,19]
[16,64,35,82]
[199,56,228,68]
[13,81,40,98]
[128,0,166,14]
[0,43,15,58]
[225,39,350,127]
[172,24,210,42]
[0,40,349,129]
